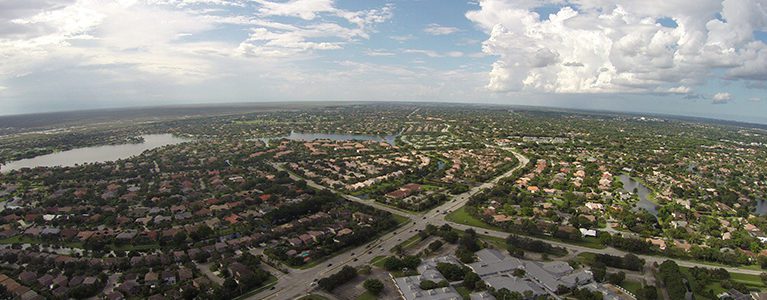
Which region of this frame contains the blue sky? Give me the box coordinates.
[0,0,766,124]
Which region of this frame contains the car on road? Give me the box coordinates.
[353,258,358,262]
[327,263,332,267]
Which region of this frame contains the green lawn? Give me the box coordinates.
[620,280,643,296]
[356,291,378,300]
[478,234,507,250]
[678,266,767,297]
[371,256,387,268]
[558,236,604,249]
[575,252,598,265]
[397,235,423,250]
[392,214,411,225]
[730,272,766,288]
[445,206,502,231]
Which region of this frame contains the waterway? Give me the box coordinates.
[618,174,658,217]
[1,134,191,172]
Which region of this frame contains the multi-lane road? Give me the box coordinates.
[247,151,529,300]
[249,150,760,300]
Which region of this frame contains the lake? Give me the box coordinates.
[618,174,658,217]
[275,131,400,146]
[1,134,191,172]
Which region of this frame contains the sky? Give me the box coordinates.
[0,0,766,124]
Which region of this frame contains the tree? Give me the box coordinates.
[443,230,459,243]
[512,269,526,278]
[436,263,466,281]
[658,260,688,300]
[637,285,658,300]
[401,256,421,269]
[318,266,357,291]
[393,244,404,255]
[591,262,606,282]
[223,278,238,292]
[759,256,767,269]
[363,279,384,295]
[428,240,444,252]
[493,288,524,300]
[182,287,200,300]
[193,251,211,263]
[190,225,214,241]
[456,248,475,263]
[461,229,481,252]
[173,231,188,247]
[383,256,403,271]
[420,280,438,290]
[463,271,485,291]
[607,272,625,285]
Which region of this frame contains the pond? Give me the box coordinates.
[1,134,191,172]
[755,200,767,216]
[271,131,400,146]
[618,174,658,217]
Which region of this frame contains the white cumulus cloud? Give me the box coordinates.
[467,0,767,94]
[712,92,732,104]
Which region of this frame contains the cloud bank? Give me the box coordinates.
[466,0,767,95]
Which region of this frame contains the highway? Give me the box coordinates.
[249,150,761,300]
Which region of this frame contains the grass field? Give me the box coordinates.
[678,266,766,298]
[397,235,422,250]
[356,291,377,300]
[576,252,598,265]
[445,206,502,231]
[371,255,387,268]
[620,280,643,296]
[478,234,507,250]
[392,214,411,225]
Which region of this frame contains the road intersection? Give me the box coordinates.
[250,150,760,300]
